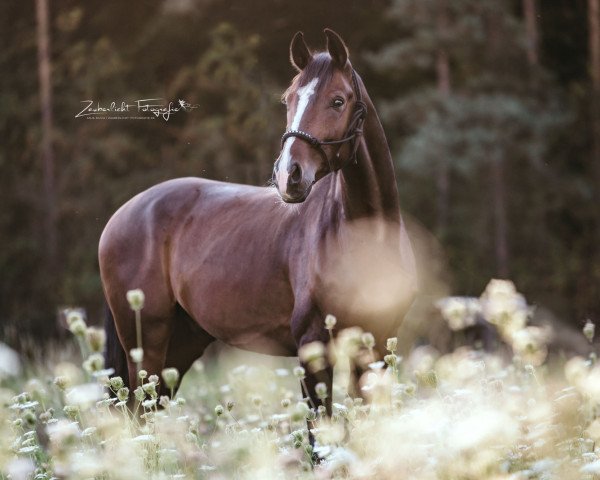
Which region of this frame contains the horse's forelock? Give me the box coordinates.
[282,53,338,101]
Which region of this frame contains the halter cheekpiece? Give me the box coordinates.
[280,70,367,172]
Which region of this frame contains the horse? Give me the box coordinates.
[99,29,417,414]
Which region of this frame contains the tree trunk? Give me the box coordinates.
[485,8,510,278]
[491,154,509,278]
[36,0,57,270]
[590,0,600,244]
[589,0,600,321]
[435,0,451,239]
[523,0,539,67]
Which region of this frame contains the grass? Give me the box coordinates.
[2,279,600,479]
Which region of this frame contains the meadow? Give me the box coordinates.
[2,279,600,479]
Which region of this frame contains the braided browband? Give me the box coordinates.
[280,70,367,172]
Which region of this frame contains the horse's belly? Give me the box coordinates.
[174,253,297,356]
[185,286,296,356]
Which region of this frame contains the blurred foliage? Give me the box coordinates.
[0,0,597,342]
[367,0,598,321]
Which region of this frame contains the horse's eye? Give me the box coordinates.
[332,97,345,108]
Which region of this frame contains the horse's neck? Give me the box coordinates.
[337,87,400,224]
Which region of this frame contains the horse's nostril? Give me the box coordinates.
[289,163,302,185]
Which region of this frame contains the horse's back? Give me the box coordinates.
[99,177,271,257]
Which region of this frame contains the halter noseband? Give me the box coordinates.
[280,70,367,172]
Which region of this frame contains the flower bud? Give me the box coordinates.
[315,382,328,400]
[584,320,595,344]
[386,337,398,352]
[63,405,79,420]
[142,399,156,409]
[116,387,129,402]
[362,332,375,350]
[293,366,305,379]
[39,410,52,423]
[86,327,106,353]
[134,386,145,402]
[148,374,159,384]
[416,370,438,389]
[384,354,398,368]
[126,289,145,311]
[161,368,180,390]
[22,410,36,427]
[142,382,157,398]
[69,318,87,337]
[291,402,309,422]
[109,376,124,391]
[226,400,235,411]
[83,353,105,374]
[214,405,224,416]
[66,309,84,326]
[298,342,326,373]
[138,369,147,379]
[53,376,69,391]
[325,314,337,330]
[130,348,144,363]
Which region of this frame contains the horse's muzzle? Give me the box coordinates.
[274,158,315,203]
[279,183,313,203]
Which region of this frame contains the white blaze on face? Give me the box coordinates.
[277,77,319,193]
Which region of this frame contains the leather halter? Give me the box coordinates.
[280,70,368,172]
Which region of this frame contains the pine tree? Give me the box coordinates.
[367,0,568,290]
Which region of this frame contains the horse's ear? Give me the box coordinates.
[324,28,349,68]
[290,31,312,71]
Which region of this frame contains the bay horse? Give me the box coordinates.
[100,29,417,413]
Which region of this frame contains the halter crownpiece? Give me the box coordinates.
[280,69,368,172]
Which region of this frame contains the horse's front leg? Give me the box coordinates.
[291,302,333,461]
[291,303,332,411]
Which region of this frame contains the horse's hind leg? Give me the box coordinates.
[104,288,176,391]
[163,304,215,397]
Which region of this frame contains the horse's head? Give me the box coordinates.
[273,29,366,203]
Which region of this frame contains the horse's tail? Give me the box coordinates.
[104,303,129,388]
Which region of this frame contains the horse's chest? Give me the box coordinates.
[312,226,417,331]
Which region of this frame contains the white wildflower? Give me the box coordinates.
[130,348,144,363]
[0,342,22,378]
[298,341,326,372]
[436,296,481,331]
[480,279,530,338]
[65,383,104,407]
[126,289,145,311]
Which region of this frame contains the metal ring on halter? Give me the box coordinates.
[280,70,368,172]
